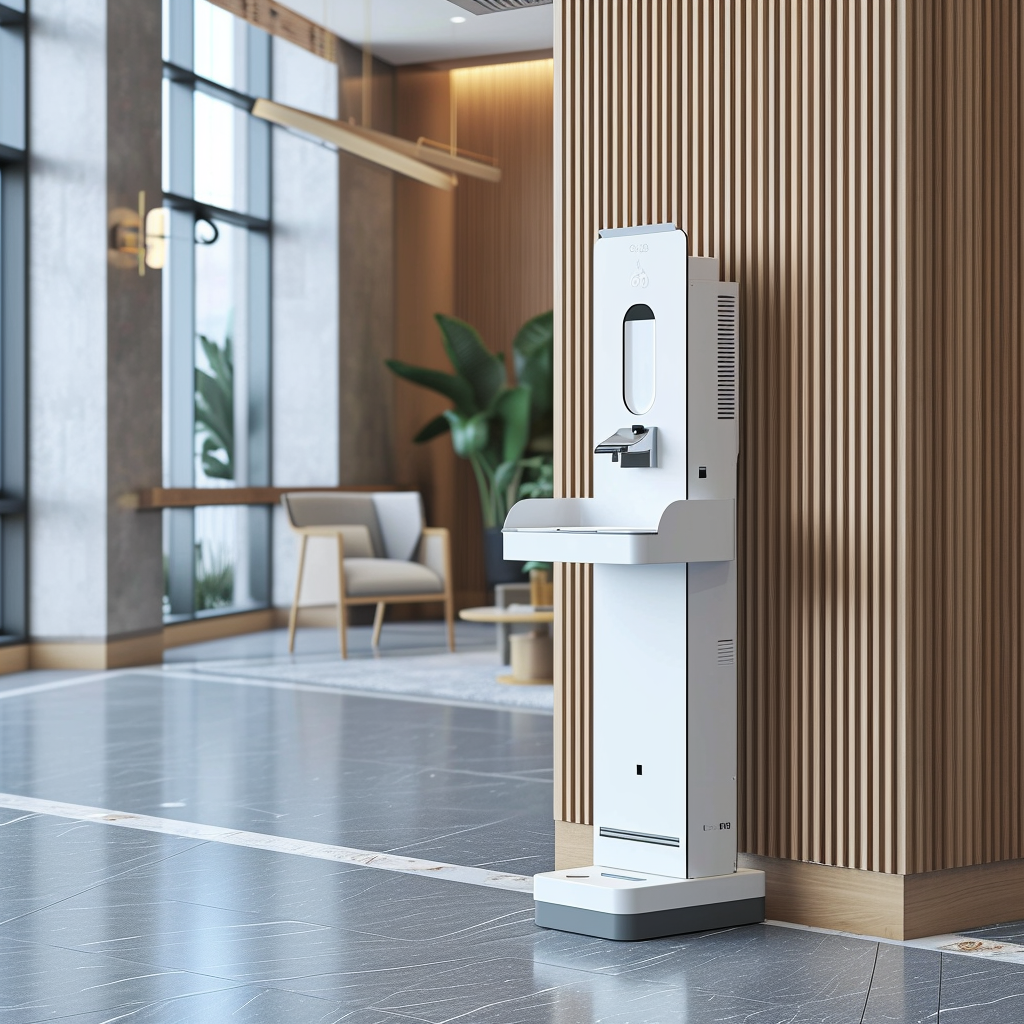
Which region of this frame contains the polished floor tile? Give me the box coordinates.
[0,934,238,1024]
[936,954,1024,1023]
[862,944,940,1023]
[0,670,94,698]
[0,813,203,928]
[0,666,555,876]
[4,628,1024,1022]
[42,988,384,1024]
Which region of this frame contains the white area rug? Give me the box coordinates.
[185,650,554,713]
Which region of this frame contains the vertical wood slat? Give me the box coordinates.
[904,0,1024,873]
[555,0,902,870]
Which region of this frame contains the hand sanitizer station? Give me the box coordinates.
[503,224,765,940]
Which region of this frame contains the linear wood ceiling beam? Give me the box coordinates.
[341,120,502,183]
[252,98,457,190]
[209,0,503,187]
[205,0,338,63]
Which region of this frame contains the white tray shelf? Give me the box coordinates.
[502,497,734,565]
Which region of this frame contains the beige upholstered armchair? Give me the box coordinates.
[282,492,454,657]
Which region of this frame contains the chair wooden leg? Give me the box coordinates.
[338,602,348,658]
[372,602,386,648]
[445,592,455,652]
[288,534,307,653]
[336,536,348,658]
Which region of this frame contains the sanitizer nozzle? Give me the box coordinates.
[594,425,658,468]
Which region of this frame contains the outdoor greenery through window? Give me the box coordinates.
[161,0,271,620]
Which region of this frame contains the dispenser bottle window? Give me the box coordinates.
[623,303,656,414]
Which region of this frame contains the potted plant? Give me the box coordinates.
[386,311,553,587]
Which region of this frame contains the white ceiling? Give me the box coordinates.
[288,0,553,66]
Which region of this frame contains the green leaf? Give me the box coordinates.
[512,310,554,420]
[444,410,490,458]
[413,414,451,444]
[434,314,506,410]
[522,560,554,574]
[200,436,232,480]
[494,459,518,495]
[517,455,554,500]
[385,359,476,414]
[493,386,531,464]
[194,332,234,482]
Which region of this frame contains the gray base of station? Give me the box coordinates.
[535,897,765,941]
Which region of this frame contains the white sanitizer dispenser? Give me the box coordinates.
[503,224,765,940]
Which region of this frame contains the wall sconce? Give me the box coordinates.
[108,192,170,275]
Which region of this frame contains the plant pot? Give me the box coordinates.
[529,569,554,607]
[483,526,527,588]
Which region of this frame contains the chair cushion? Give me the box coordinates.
[283,493,385,557]
[337,525,374,558]
[372,492,424,561]
[343,558,444,598]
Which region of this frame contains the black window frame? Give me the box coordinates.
[0,0,28,641]
[162,0,272,622]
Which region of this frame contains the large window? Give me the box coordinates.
[162,0,271,620]
[0,0,27,640]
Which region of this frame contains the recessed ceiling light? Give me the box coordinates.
[450,15,466,23]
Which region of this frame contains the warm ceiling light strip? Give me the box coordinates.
[251,98,457,191]
[206,0,337,62]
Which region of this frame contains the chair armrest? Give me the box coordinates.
[417,527,451,586]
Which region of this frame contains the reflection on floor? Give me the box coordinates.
[0,624,1021,1022]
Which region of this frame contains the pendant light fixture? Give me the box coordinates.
[212,0,502,191]
[252,98,459,191]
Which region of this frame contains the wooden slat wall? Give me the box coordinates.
[453,61,555,354]
[395,62,554,609]
[452,61,555,607]
[394,69,460,596]
[556,0,903,871]
[905,0,1024,873]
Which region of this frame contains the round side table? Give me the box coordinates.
[459,605,555,685]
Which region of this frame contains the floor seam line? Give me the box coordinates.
[0,669,133,701]
[0,792,535,895]
[859,942,880,1023]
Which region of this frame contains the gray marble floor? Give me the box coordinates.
[0,625,1022,1022]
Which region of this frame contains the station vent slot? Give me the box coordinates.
[717,294,738,419]
[599,826,680,847]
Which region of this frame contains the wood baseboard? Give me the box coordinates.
[740,853,1024,939]
[554,820,594,869]
[738,853,905,939]
[0,643,29,675]
[30,631,164,670]
[163,609,276,648]
[904,858,1024,938]
[556,829,1024,939]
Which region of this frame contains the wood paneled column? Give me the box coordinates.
[554,0,1024,939]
